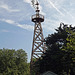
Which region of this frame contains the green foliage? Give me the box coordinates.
[0,48,30,75]
[61,28,75,74]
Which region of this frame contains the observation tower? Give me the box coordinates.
[30,1,45,75]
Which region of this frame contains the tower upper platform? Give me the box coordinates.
[31,2,44,22]
[32,14,44,22]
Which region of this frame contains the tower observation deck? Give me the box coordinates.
[32,13,44,22]
[32,2,44,23]
[30,1,45,75]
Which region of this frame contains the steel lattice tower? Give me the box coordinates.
[30,2,45,74]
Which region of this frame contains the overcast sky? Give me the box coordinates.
[0,0,75,62]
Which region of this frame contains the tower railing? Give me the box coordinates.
[32,14,44,20]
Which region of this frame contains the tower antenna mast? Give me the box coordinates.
[31,0,38,9]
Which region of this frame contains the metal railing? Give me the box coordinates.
[32,14,44,19]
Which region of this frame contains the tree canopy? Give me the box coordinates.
[0,48,30,75]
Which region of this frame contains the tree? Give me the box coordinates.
[0,48,30,75]
[62,28,75,75]
[35,23,75,75]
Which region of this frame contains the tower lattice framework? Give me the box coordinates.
[31,1,45,70]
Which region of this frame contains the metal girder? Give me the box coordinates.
[31,22,45,62]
